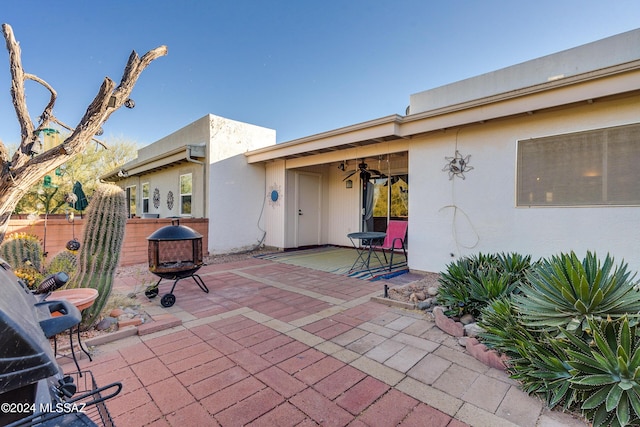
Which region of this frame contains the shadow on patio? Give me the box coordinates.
[254,246,408,281]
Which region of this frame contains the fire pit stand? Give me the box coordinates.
[145,219,209,307]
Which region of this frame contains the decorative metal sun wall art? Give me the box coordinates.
[443,150,474,180]
[268,183,281,207]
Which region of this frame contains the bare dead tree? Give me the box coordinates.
[0,23,167,242]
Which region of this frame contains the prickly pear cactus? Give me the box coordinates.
[69,183,127,329]
[0,232,44,271]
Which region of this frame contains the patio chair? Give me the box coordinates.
[373,220,408,271]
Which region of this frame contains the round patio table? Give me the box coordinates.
[347,231,386,274]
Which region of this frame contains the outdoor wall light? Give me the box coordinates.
[346,179,353,189]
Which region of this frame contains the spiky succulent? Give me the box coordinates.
[67,183,127,329]
[564,316,640,427]
[47,250,78,280]
[438,252,529,317]
[513,251,640,334]
[0,232,44,271]
[479,297,578,409]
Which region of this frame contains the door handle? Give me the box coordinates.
[298,209,303,216]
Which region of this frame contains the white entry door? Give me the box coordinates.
[296,173,321,247]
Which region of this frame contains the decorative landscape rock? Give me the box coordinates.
[433,306,464,337]
[96,317,117,331]
[465,337,508,371]
[463,322,485,338]
[417,300,432,310]
[459,313,475,325]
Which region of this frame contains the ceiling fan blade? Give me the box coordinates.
[342,170,357,181]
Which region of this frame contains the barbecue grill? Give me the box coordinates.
[0,260,121,427]
[145,219,209,307]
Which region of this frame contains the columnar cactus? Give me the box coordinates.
[69,183,127,329]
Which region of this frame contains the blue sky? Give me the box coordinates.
[1,1,639,147]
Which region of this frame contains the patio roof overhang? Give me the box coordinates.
[101,144,204,182]
[245,59,640,168]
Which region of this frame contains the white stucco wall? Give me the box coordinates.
[408,95,640,273]
[206,115,276,254]
[208,154,268,254]
[263,160,286,249]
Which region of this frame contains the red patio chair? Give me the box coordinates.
[373,220,408,271]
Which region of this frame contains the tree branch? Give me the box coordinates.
[0,23,167,242]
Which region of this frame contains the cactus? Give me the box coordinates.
[68,183,127,329]
[47,250,78,280]
[0,232,44,271]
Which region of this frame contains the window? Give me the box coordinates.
[142,183,150,213]
[126,185,136,218]
[180,174,192,215]
[517,123,640,206]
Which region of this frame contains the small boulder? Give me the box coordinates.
[464,322,485,338]
[427,287,439,296]
[417,300,432,310]
[96,317,117,331]
[460,313,475,325]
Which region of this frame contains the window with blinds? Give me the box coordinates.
[517,123,640,207]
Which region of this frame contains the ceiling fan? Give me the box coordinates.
[342,162,385,181]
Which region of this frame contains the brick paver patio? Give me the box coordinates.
[60,258,588,426]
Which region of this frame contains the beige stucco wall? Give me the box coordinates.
[408,94,640,273]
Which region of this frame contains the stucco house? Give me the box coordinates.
[102,114,276,254]
[107,28,640,274]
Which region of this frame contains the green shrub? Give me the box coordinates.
[437,252,530,318]
[513,251,640,334]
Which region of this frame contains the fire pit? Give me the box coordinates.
[145,219,209,307]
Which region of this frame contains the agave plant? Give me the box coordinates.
[479,297,578,409]
[467,268,520,317]
[439,252,528,318]
[513,251,640,334]
[564,316,640,427]
[479,296,529,358]
[437,256,474,317]
[496,252,533,287]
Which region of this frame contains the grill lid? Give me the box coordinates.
[0,261,59,394]
[147,219,202,241]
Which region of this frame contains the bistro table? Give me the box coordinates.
[347,231,387,275]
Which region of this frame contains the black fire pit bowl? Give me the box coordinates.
[146,219,209,307]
